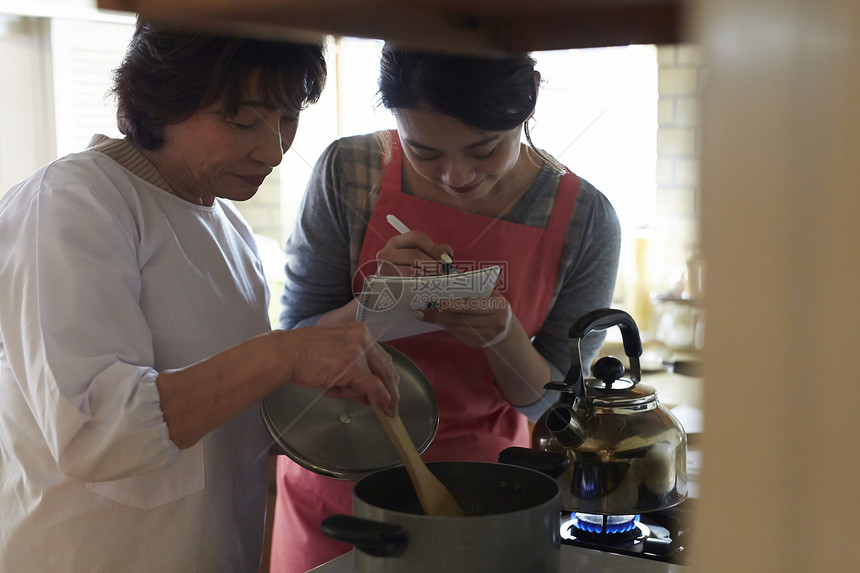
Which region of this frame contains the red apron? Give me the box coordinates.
[270,132,578,573]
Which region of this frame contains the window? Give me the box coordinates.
[50,17,135,156]
[532,46,658,230]
[281,38,658,238]
[278,39,659,325]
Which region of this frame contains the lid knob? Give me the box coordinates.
[593,356,626,388]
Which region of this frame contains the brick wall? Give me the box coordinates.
[655,44,704,285]
[621,44,704,335]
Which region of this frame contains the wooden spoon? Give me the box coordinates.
[373,405,464,517]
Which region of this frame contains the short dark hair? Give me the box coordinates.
[112,21,327,150]
[377,45,538,132]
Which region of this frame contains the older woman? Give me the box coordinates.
[0,21,398,572]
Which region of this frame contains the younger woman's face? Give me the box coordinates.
[394,106,523,203]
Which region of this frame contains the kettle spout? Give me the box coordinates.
[546,405,587,448]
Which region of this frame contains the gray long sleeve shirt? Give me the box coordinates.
[280,133,622,419]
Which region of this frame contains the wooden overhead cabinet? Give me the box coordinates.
[97,0,687,53]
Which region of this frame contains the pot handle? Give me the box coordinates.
[498,446,570,479]
[320,514,408,558]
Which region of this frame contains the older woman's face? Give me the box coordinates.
[150,87,300,206]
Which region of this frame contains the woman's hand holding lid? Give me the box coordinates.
[156,322,399,449]
[284,322,400,416]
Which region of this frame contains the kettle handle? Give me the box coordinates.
[569,308,643,388]
[546,308,644,395]
[568,308,643,358]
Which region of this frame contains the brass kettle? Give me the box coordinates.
[532,308,687,514]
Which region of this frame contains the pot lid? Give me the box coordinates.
[586,378,658,407]
[261,343,438,480]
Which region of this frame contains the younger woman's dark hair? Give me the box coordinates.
[377,45,562,171]
[112,20,327,150]
[378,46,536,130]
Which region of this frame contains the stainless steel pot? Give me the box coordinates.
[321,461,563,573]
[531,308,687,515]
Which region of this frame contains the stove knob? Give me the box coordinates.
[642,535,674,556]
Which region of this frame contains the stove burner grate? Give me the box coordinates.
[560,503,692,564]
[566,513,646,543]
[572,513,640,534]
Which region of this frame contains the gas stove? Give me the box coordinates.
[560,500,693,565]
[310,503,692,573]
[311,449,699,572]
[311,543,689,573]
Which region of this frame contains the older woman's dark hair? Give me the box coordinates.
[112,21,327,150]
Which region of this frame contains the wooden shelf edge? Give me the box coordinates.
[97,0,688,53]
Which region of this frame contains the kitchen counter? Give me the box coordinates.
[310,544,691,572]
[642,370,703,415]
[597,333,705,426]
[645,369,704,499]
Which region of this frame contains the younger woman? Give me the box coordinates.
[271,45,621,572]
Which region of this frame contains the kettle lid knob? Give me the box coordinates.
[593,356,626,388]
